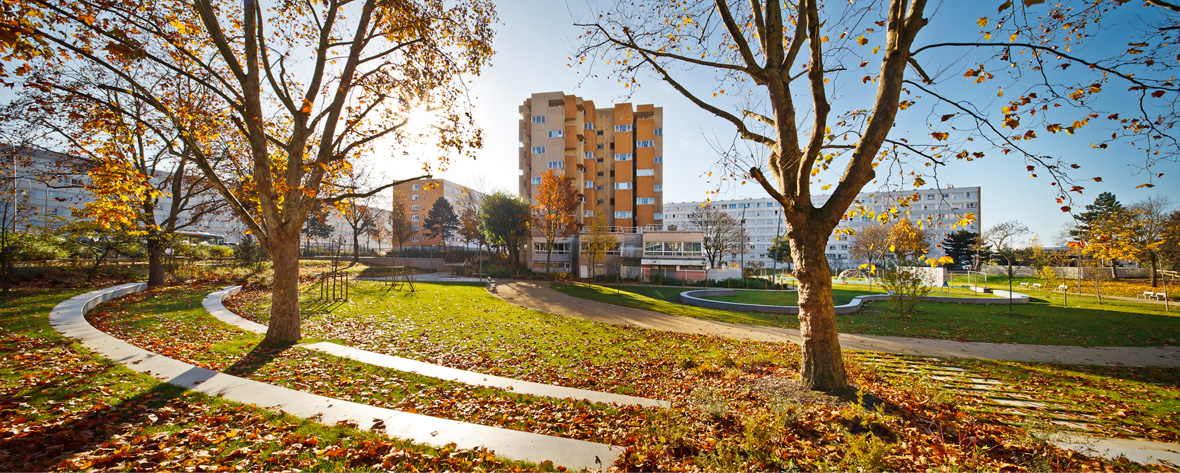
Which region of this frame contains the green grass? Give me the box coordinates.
[551,283,802,327]
[554,283,1180,347]
[91,285,645,446]
[0,287,529,471]
[700,288,882,306]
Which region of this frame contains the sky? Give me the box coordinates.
[377,0,1179,248]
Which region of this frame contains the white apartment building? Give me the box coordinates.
[664,186,982,271]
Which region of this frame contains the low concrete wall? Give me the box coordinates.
[303,256,444,271]
[679,288,1029,315]
[978,265,1149,279]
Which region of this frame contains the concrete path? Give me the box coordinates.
[52,284,620,471]
[495,281,1180,367]
[204,287,665,409]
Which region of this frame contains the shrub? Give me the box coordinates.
[880,266,931,316]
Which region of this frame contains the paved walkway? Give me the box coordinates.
[494,281,1180,367]
[204,287,666,409]
[51,284,620,471]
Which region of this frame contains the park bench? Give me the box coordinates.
[1031,283,1043,290]
[486,278,497,293]
[1019,282,1030,289]
[1153,292,1168,301]
[1054,284,1068,292]
[1138,291,1155,300]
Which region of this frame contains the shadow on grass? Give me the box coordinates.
[0,381,190,471]
[223,343,293,378]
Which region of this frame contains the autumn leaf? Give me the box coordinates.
[930,132,949,140]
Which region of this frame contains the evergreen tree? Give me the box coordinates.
[1073,192,1124,239]
[423,197,459,242]
[765,235,792,270]
[941,230,979,270]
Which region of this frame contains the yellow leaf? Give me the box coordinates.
[857,35,867,46]
[977,17,989,28]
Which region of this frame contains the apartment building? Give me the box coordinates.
[519,92,666,271]
[389,178,482,247]
[664,186,982,271]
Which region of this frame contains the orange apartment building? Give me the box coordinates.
[390,178,481,247]
[519,92,666,272]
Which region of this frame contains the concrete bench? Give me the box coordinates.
[1138,291,1155,300]
[1154,292,1167,301]
[1031,283,1042,290]
[1055,284,1068,292]
[1019,282,1030,289]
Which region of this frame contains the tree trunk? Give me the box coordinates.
[791,231,850,393]
[1150,256,1159,287]
[264,233,302,346]
[546,244,553,275]
[87,248,110,283]
[146,231,166,288]
[352,230,361,263]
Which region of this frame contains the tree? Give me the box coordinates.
[478,192,530,271]
[687,205,743,269]
[581,211,617,281]
[886,218,930,264]
[532,169,579,274]
[63,218,140,283]
[849,224,891,289]
[765,235,792,271]
[1163,210,1180,272]
[985,220,1030,314]
[340,198,377,262]
[456,190,484,251]
[8,0,495,345]
[424,197,459,243]
[302,204,335,247]
[1126,196,1174,287]
[1072,192,1133,274]
[941,230,980,271]
[576,0,1179,392]
[389,191,414,253]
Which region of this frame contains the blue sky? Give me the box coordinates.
[401,0,1179,247]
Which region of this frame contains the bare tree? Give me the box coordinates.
[687,205,743,269]
[575,0,1180,392]
[986,220,1031,314]
[1127,196,1174,287]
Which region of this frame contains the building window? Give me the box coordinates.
[584,122,594,130]
[584,210,594,217]
[654,156,663,164]
[927,194,935,200]
[966,192,972,197]
[653,213,663,220]
[636,168,654,177]
[596,186,604,191]
[547,160,565,169]
[967,202,977,208]
[596,199,604,205]
[614,124,633,132]
[614,153,632,161]
[584,180,594,188]
[412,225,419,231]
[531,116,545,124]
[654,128,663,136]
[614,182,632,190]
[548,130,563,138]
[531,146,546,154]
[531,177,542,185]
[636,197,654,205]
[412,215,420,222]
[412,194,420,201]
[411,204,420,211]
[596,144,603,149]
[636,140,654,148]
[412,235,420,242]
[584,151,593,160]
[615,211,633,218]
[411,184,420,191]
[654,185,663,192]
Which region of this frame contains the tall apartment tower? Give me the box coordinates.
[519,92,664,230]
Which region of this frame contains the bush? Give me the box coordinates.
[14,232,69,261]
[880,266,931,316]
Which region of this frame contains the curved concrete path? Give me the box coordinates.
[204,286,666,409]
[495,281,1180,367]
[50,284,619,471]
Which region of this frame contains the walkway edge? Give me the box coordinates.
[679,289,1029,314]
[52,284,620,471]
[206,286,667,409]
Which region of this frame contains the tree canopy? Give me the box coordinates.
[424,197,459,242]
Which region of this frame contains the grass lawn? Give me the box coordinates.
[225,280,1165,470]
[0,287,527,471]
[89,285,652,446]
[553,283,1180,346]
